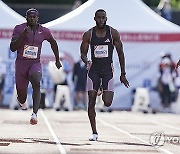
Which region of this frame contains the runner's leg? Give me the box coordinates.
[102,91,114,107]
[88,90,98,134]
[29,72,42,114]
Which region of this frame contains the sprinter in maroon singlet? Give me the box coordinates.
[80,9,130,141]
[10,8,62,125]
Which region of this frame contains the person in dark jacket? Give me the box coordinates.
[72,59,87,110]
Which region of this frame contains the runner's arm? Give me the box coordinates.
[112,28,130,88]
[80,30,91,64]
[10,26,30,52]
[47,36,62,69]
[112,28,126,75]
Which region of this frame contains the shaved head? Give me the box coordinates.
[95,9,106,17]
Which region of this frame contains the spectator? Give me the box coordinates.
[0,57,6,107]
[72,59,87,110]
[156,0,172,21]
[48,60,66,103]
[53,53,70,98]
[48,53,72,110]
[158,57,177,111]
[72,0,82,10]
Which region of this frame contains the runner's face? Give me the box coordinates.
[26,13,38,26]
[94,11,107,28]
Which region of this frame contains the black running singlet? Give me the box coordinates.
[90,25,114,66]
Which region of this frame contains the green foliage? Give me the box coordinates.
[171,0,180,9]
[142,0,180,9]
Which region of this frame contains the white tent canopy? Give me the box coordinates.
[45,0,180,33]
[0,0,25,28]
[0,0,25,61]
[43,0,180,109]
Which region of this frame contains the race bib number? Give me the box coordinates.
[23,45,38,59]
[94,45,108,58]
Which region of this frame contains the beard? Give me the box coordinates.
[97,21,106,29]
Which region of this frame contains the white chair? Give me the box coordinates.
[96,95,104,110]
[132,87,150,112]
[54,85,72,111]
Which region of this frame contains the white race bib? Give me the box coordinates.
[94,45,108,58]
[23,45,38,59]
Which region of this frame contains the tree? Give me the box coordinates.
[142,0,180,9]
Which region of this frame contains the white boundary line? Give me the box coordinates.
[40,110,66,154]
[152,120,180,131]
[97,118,174,154]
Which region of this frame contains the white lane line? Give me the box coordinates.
[40,110,66,154]
[152,120,180,131]
[97,118,174,154]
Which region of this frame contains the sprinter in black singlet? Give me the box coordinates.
[80,9,130,141]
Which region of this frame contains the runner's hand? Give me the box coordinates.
[55,61,62,69]
[176,60,180,69]
[24,26,31,33]
[120,75,130,88]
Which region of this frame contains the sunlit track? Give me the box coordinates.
[98,118,174,154]
[0,109,180,154]
[152,120,180,132]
